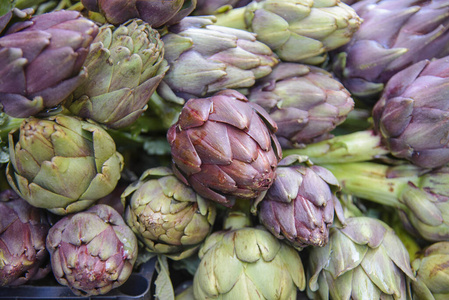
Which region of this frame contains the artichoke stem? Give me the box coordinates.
[321,162,417,211]
[214,7,248,30]
[223,200,253,230]
[283,130,389,164]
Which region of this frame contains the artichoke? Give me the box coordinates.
[66,19,169,129]
[372,56,449,169]
[214,0,362,65]
[333,0,449,101]
[0,189,50,287]
[249,62,354,148]
[193,214,306,299]
[0,10,99,118]
[258,155,344,249]
[121,167,216,260]
[46,204,138,296]
[81,0,197,28]
[167,89,282,207]
[14,0,80,15]
[411,241,449,300]
[6,115,124,215]
[193,0,251,15]
[158,15,279,103]
[307,216,415,300]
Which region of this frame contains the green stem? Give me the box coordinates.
[283,130,389,164]
[321,162,420,211]
[214,7,248,30]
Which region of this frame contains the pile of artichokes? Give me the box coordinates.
[1,0,449,299]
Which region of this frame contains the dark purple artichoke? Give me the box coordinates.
[81,0,197,28]
[167,89,282,207]
[0,10,99,118]
[258,155,344,249]
[0,189,50,287]
[249,62,354,148]
[46,204,138,296]
[373,55,449,169]
[333,0,449,102]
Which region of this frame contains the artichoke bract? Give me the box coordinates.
[0,189,50,287]
[0,10,99,118]
[159,16,279,102]
[121,167,216,260]
[6,115,124,215]
[167,89,282,207]
[46,204,138,296]
[81,0,197,28]
[193,0,251,15]
[249,62,354,148]
[372,56,449,169]
[193,225,306,299]
[67,19,169,129]
[307,217,415,300]
[411,241,449,300]
[258,155,344,249]
[333,0,449,101]
[214,0,361,65]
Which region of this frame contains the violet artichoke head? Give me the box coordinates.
[0,189,50,287]
[249,62,354,148]
[0,10,99,118]
[333,0,449,102]
[121,167,216,260]
[159,16,278,102]
[167,89,282,207]
[81,0,197,28]
[46,204,138,296]
[66,19,169,129]
[6,115,124,215]
[372,56,449,169]
[307,217,415,300]
[258,155,344,249]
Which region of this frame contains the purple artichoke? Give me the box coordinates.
[373,55,449,169]
[258,155,344,249]
[46,204,138,296]
[0,10,99,118]
[81,0,197,28]
[249,62,354,148]
[194,0,251,15]
[0,189,50,287]
[333,0,449,102]
[167,89,282,207]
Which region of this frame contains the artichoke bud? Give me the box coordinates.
[258,154,344,250]
[249,62,354,148]
[193,226,306,299]
[0,189,51,287]
[121,166,217,261]
[66,19,169,129]
[46,204,138,296]
[307,216,415,300]
[167,89,282,207]
[0,10,99,118]
[6,115,124,215]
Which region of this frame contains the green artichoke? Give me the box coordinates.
[307,216,415,300]
[6,115,124,215]
[0,189,50,286]
[411,241,449,300]
[121,167,216,260]
[214,0,361,65]
[46,204,138,296]
[249,62,354,148]
[159,15,279,103]
[0,10,99,118]
[66,19,169,129]
[193,218,306,299]
[167,89,282,207]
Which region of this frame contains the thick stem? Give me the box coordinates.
[283,130,389,164]
[214,7,248,30]
[321,162,420,211]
